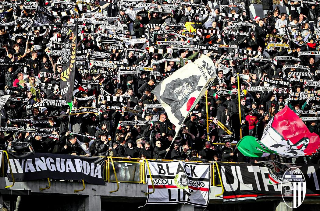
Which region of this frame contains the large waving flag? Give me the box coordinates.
[152,55,215,131]
[237,106,320,158]
[60,24,77,111]
[260,106,320,157]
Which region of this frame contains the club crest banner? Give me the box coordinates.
[146,161,210,206]
[218,163,320,202]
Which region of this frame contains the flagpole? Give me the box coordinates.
[205,90,210,142]
[164,125,182,159]
[237,73,242,139]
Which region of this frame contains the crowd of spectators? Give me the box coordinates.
[1,0,320,164]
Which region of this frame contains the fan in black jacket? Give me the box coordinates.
[221,142,234,162]
[124,140,139,158]
[139,142,153,159]
[153,140,169,159]
[170,143,182,160]
[90,133,109,156]
[133,14,145,38]
[60,135,84,156]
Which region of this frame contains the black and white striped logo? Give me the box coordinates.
[281,167,306,208]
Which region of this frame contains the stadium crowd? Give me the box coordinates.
[0,0,320,164]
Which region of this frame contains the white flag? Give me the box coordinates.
[152,55,215,130]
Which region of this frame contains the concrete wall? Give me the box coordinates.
[1,179,320,211]
[4,178,146,198]
[1,178,146,211]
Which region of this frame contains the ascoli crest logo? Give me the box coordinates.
[174,172,188,191]
[281,167,306,208]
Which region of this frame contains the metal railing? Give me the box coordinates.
[212,162,224,197]
[107,157,144,184]
[104,158,224,194]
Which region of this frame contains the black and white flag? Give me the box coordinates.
[152,55,215,131]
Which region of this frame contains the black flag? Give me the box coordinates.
[60,23,77,110]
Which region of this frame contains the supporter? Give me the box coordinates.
[180,126,195,148]
[308,121,320,134]
[5,66,16,89]
[61,135,84,156]
[185,113,198,137]
[28,51,40,75]
[138,78,155,96]
[111,142,121,157]
[91,133,109,156]
[275,13,288,35]
[256,113,270,139]
[135,138,144,156]
[133,14,145,38]
[180,145,191,160]
[153,140,169,159]
[199,141,217,161]
[163,133,174,150]
[140,141,152,159]
[125,140,139,158]
[266,93,277,112]
[25,91,36,106]
[126,88,138,107]
[170,143,182,160]
[221,141,234,162]
[245,110,258,136]
[189,149,203,161]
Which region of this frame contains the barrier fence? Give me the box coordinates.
[105,156,225,199]
[106,157,143,183]
[105,158,225,198]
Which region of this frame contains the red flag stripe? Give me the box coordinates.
[188,186,209,191]
[223,194,259,199]
[224,193,320,199]
[186,97,196,111]
[148,185,209,191]
[148,185,178,189]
